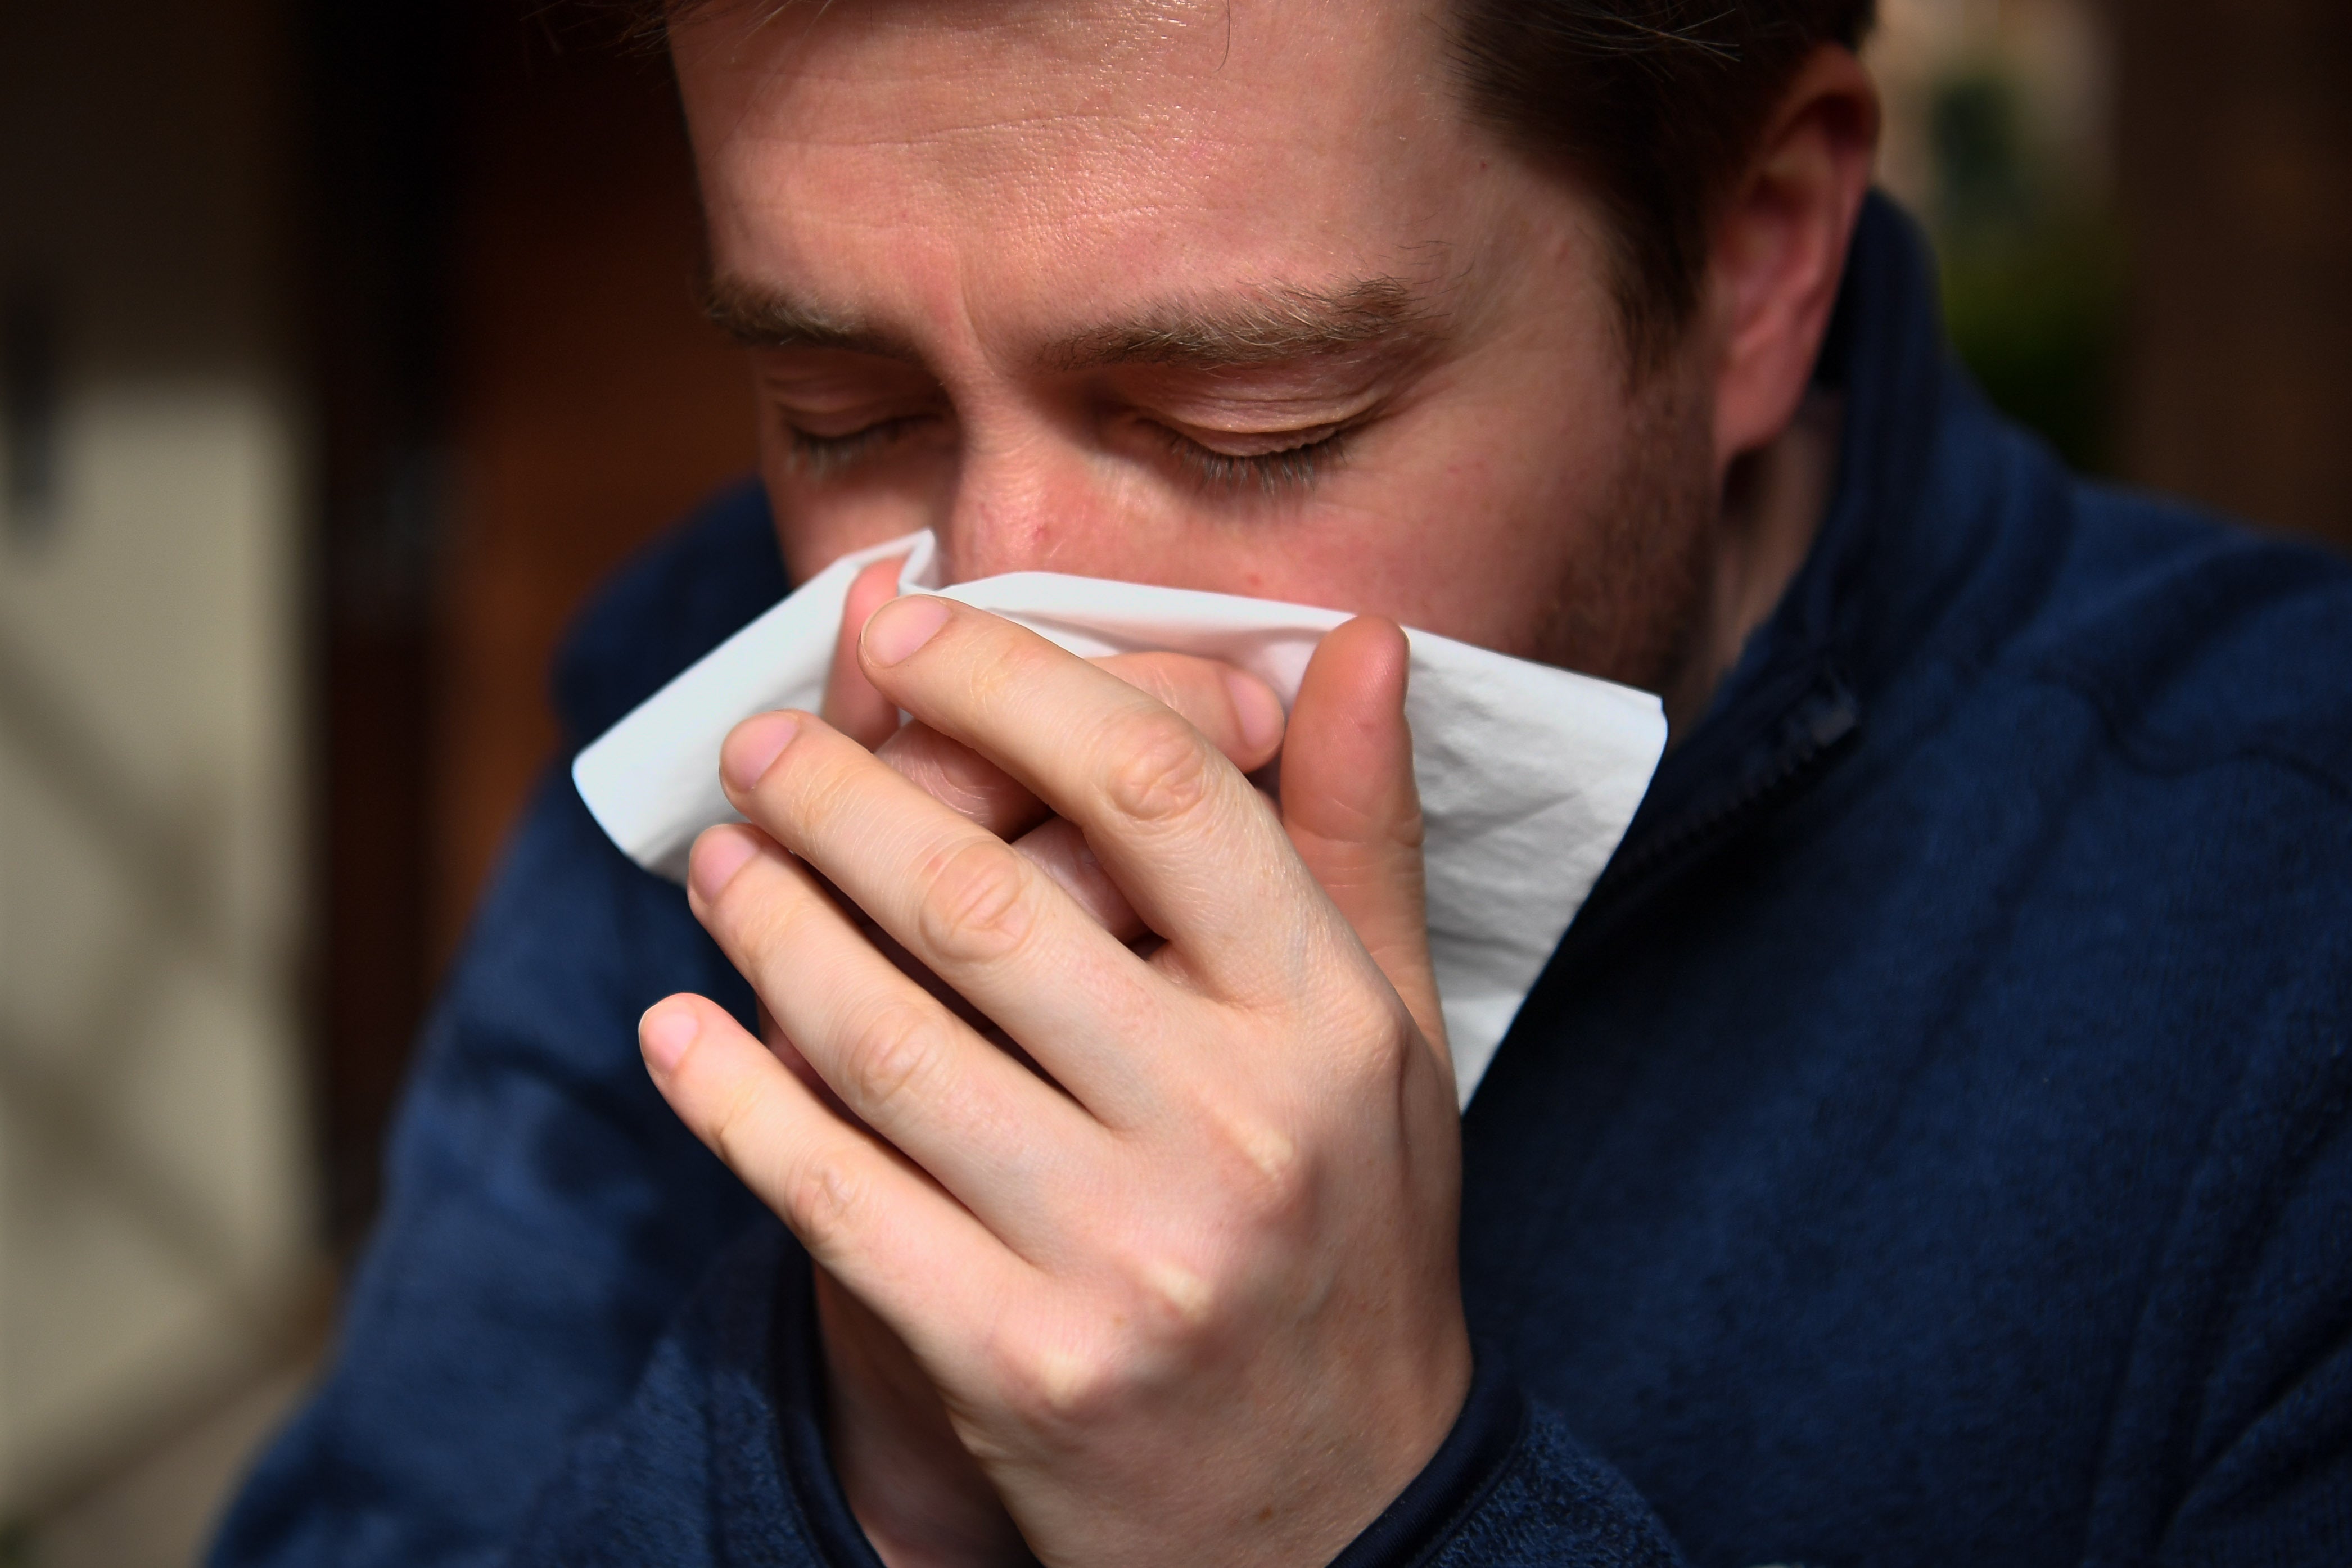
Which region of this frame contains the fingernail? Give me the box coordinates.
[1225,670,1286,754]
[863,595,951,666]
[721,711,800,793]
[640,998,699,1073]
[689,826,760,904]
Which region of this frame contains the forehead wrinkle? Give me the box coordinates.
[775,99,1137,159]
[1043,277,1442,372]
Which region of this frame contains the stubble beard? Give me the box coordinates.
[1522,359,1721,708]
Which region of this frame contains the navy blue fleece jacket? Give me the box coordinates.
[213,199,2352,1566]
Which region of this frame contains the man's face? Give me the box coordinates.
[672,0,1718,692]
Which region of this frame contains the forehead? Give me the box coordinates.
[670,0,1480,347]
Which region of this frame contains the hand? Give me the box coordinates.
[821,558,1269,951]
[801,559,1307,1566]
[642,588,1471,1567]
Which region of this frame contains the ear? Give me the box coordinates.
[1705,46,1881,469]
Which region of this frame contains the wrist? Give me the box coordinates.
[816,1272,1031,1568]
[1326,1345,1525,1568]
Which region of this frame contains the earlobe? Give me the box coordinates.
[1708,46,1882,467]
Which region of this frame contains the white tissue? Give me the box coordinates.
[573,530,1665,1104]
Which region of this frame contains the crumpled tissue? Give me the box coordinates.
[574,529,1665,1104]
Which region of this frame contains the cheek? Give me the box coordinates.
[760,431,947,586]
[1228,398,1633,652]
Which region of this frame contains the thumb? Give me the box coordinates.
[823,555,911,748]
[1280,616,1446,1060]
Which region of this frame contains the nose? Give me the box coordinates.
[932,425,1117,585]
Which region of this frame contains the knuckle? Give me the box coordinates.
[917,837,1036,964]
[790,754,863,838]
[720,870,796,942]
[780,1147,866,1257]
[1128,1249,1223,1335]
[714,873,823,974]
[742,730,848,834]
[993,1328,1122,1430]
[1332,986,1409,1063]
[1099,710,1217,828]
[839,998,946,1117]
[1204,1106,1313,1226]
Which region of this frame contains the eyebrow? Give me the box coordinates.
[701,275,923,361]
[699,273,1439,371]
[1044,278,1438,370]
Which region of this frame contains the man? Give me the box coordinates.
[215,1,2352,1564]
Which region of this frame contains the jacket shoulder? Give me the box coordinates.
[551,479,787,747]
[2009,483,2352,801]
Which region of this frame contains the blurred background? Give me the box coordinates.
[0,0,2345,1559]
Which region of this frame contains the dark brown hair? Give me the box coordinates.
[1452,1,1877,367]
[624,0,1876,367]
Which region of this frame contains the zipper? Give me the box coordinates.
[1569,665,1863,943]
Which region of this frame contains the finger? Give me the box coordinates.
[1091,651,1286,775]
[823,812,1144,1020]
[823,555,911,748]
[687,823,1112,1235]
[1014,815,1143,941]
[818,817,1144,1031]
[870,724,1045,840]
[857,597,1308,996]
[1280,616,1446,1056]
[638,988,1025,1358]
[869,650,1288,842]
[716,712,1175,1120]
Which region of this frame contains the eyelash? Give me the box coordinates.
[782,414,1353,495]
[784,416,935,477]
[1156,424,1353,496]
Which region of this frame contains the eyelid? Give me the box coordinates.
[760,381,945,433]
[754,356,946,431]
[1153,420,1356,496]
[1154,416,1352,459]
[784,407,933,441]
[779,412,944,476]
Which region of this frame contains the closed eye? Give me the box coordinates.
[780,408,1356,495]
[1155,422,1355,496]
[783,414,940,476]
